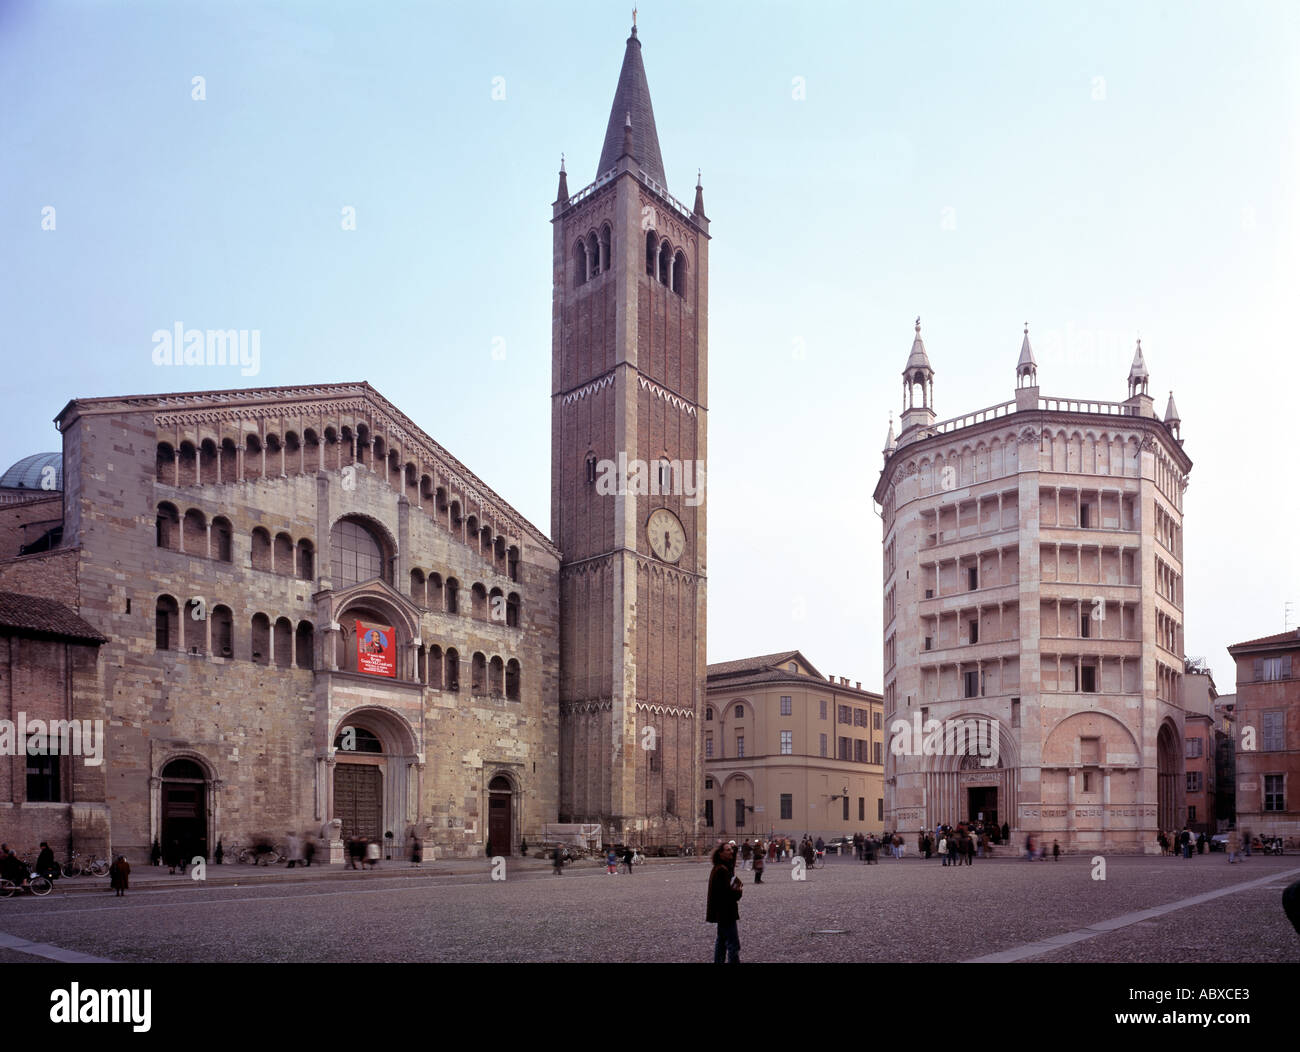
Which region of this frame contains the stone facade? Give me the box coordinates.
[875,325,1193,852]
[0,383,561,860]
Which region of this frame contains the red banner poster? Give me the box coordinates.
[355,620,396,678]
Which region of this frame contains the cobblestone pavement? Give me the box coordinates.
[0,854,1296,963]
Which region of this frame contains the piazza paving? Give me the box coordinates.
[0,852,1296,964]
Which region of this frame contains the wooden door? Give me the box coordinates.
[335,764,383,840]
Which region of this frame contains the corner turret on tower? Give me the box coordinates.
[1164,390,1182,442]
[1124,338,1155,418]
[899,317,936,438]
[1015,322,1039,410]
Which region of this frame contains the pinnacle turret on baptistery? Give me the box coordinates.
[899,317,936,437]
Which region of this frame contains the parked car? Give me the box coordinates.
[826,837,854,855]
[1209,834,1229,852]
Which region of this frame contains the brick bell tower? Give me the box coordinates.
[551,20,709,844]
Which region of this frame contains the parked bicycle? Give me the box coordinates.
[237,844,283,866]
[61,851,110,878]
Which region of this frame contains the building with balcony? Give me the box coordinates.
[874,320,1192,852]
[704,651,884,842]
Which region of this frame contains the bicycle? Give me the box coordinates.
[60,851,109,878]
[237,845,283,866]
[1,859,53,897]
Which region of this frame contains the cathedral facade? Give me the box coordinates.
[0,24,707,860]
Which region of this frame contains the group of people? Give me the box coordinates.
[1159,828,1212,858]
[1021,834,1061,861]
[1,842,131,895]
[345,836,383,870]
[603,845,639,874]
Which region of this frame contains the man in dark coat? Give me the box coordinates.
[706,842,742,963]
[35,842,57,880]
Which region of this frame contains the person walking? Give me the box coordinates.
[35,842,57,881]
[706,842,743,964]
[109,855,130,897]
[1024,834,1035,861]
[939,833,949,867]
[364,838,380,870]
[1226,828,1240,864]
[1052,840,1061,862]
[753,843,765,884]
[285,831,302,869]
[552,843,565,875]
[606,847,618,875]
[622,844,635,875]
[410,833,422,868]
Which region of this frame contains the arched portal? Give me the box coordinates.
[1157,721,1179,835]
[487,775,514,856]
[331,708,419,846]
[160,757,209,862]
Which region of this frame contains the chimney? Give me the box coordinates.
[856,681,861,690]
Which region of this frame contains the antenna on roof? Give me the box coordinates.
[1286,600,1295,632]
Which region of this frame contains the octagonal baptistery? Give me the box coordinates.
[54,382,560,860]
[873,323,1191,854]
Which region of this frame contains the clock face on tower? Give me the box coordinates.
[646,508,686,563]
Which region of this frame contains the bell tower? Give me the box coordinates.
[550,22,709,842]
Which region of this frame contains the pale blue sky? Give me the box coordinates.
[2,0,1297,688]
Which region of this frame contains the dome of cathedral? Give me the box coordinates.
[0,451,62,491]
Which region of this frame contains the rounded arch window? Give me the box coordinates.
[334,726,383,753]
[330,517,390,587]
[162,758,205,780]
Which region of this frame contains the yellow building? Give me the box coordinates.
[704,651,884,842]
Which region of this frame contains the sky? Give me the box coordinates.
[2,0,1297,691]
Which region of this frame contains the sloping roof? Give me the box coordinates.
[596,26,666,187]
[0,592,106,644]
[1228,628,1300,652]
[709,666,881,699]
[708,650,807,677]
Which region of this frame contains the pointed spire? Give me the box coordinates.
[1127,337,1150,398]
[1017,321,1038,387]
[555,153,569,206]
[1128,338,1150,382]
[1164,390,1180,424]
[903,316,933,377]
[693,169,707,218]
[597,22,667,186]
[884,413,897,453]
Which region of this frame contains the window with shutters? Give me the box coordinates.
[1262,711,1285,752]
[1264,775,1284,812]
[780,793,793,820]
[838,736,851,761]
[1186,771,1202,792]
[1185,737,1203,758]
[819,733,827,757]
[1256,656,1291,681]
[819,699,827,720]
[873,741,882,765]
